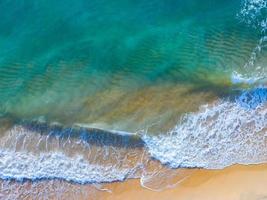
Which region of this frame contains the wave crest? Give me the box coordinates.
[143,88,267,169]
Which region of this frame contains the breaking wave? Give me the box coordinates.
[1,87,267,184]
[0,123,145,184]
[1,1,267,196]
[234,0,267,80]
[143,87,267,169]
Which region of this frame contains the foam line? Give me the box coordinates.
[0,149,134,184]
[143,88,267,169]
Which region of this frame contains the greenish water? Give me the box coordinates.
[1,0,267,197]
[0,0,261,132]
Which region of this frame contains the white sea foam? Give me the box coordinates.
[0,125,144,184]
[1,88,267,182]
[236,0,267,80]
[231,71,260,84]
[0,1,267,186]
[0,149,134,184]
[239,0,267,27]
[143,88,267,169]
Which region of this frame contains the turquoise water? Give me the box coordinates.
[0,0,267,196]
[0,0,262,131]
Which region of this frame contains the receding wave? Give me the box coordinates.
[1,87,267,183]
[143,87,267,169]
[1,0,267,197]
[0,150,132,183]
[234,0,267,80]
[0,123,145,183]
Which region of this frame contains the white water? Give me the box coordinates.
[0,149,132,183]
[0,1,267,195]
[1,91,267,185]
[233,0,267,81]
[0,125,144,184]
[143,88,267,169]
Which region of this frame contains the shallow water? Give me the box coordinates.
[0,0,267,198]
[0,0,260,129]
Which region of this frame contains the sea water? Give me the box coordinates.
[0,0,267,198]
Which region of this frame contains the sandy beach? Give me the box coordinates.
[3,164,267,200]
[0,1,267,200]
[102,164,267,200]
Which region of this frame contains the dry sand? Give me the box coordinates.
[102,164,267,200]
[2,164,267,200]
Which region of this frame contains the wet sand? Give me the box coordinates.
[103,164,267,200]
[1,164,267,199]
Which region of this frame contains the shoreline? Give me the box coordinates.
[2,164,267,199]
[102,164,267,200]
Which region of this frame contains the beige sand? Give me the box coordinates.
[2,164,267,200]
[102,164,267,200]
